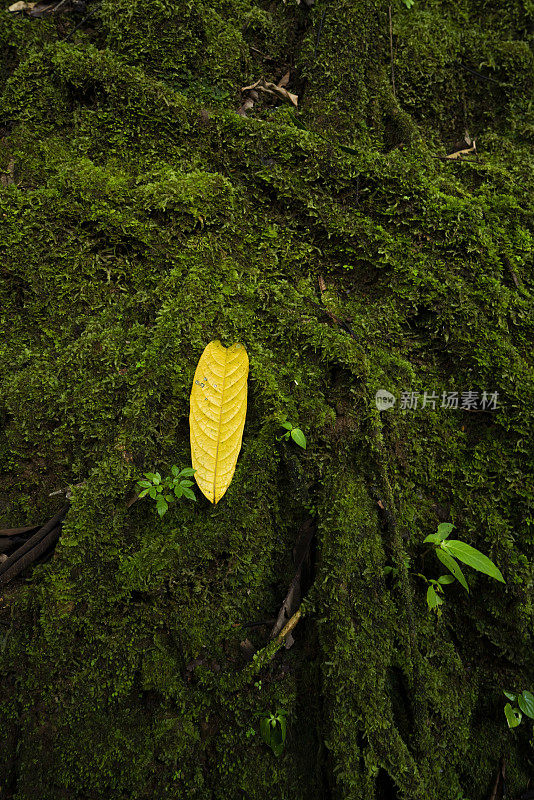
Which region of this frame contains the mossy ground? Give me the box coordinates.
[0,0,533,798]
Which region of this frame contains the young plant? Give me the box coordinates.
[137,467,196,517]
[503,689,534,729]
[423,574,456,614]
[422,522,504,612]
[279,421,306,449]
[257,709,287,757]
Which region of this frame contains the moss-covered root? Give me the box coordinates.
[315,464,429,800]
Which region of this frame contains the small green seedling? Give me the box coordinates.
[137,467,196,517]
[279,421,306,449]
[503,690,534,729]
[423,574,456,613]
[383,565,399,580]
[423,522,504,613]
[257,709,287,757]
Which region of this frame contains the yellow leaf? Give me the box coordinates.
[189,341,249,504]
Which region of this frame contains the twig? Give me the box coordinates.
[222,608,303,691]
[126,493,139,509]
[0,524,41,537]
[308,290,358,340]
[458,62,506,87]
[274,608,302,645]
[0,505,69,586]
[313,7,327,59]
[234,619,277,629]
[0,524,63,585]
[488,757,505,800]
[249,46,275,61]
[388,5,396,98]
[503,256,520,288]
[48,0,69,14]
[61,2,99,41]
[271,519,315,640]
[49,482,84,498]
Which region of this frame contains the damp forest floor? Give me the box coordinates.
[0,0,533,799]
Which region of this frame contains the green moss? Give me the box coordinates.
[98,0,251,94]
[394,7,534,140]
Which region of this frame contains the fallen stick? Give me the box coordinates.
[273,608,302,646]
[221,608,303,691]
[270,519,315,644]
[0,505,69,586]
[0,524,42,537]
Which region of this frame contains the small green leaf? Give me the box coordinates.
[436,548,469,591]
[280,422,293,430]
[338,143,361,156]
[181,486,197,501]
[426,585,441,609]
[178,467,196,477]
[289,111,308,131]
[171,466,179,477]
[260,717,271,746]
[179,480,194,488]
[174,486,183,498]
[277,713,287,744]
[423,533,441,544]
[503,690,518,702]
[444,540,505,582]
[149,487,157,500]
[137,480,152,488]
[504,703,522,728]
[144,472,157,481]
[518,691,534,719]
[153,473,161,485]
[165,495,174,503]
[436,523,454,540]
[290,428,307,449]
[270,723,283,750]
[138,489,149,498]
[438,574,455,585]
[156,484,163,493]
[156,498,168,517]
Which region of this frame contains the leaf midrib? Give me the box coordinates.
[212,347,228,503]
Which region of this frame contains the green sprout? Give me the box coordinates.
[422,522,504,614]
[137,466,196,517]
[257,709,287,757]
[279,421,306,449]
[503,689,534,729]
